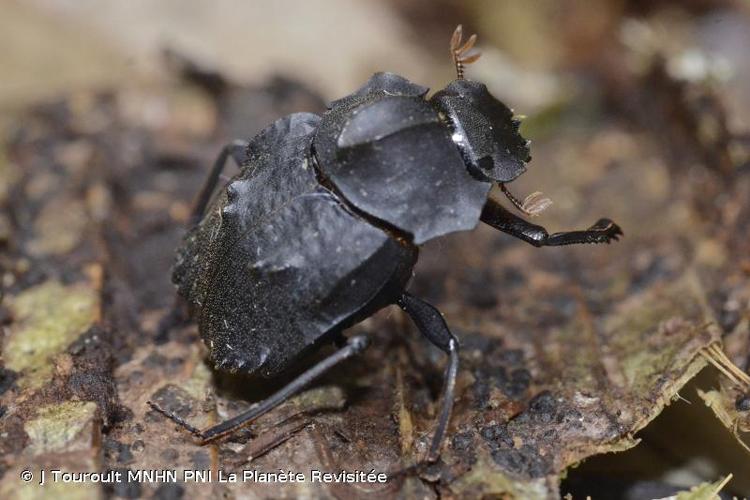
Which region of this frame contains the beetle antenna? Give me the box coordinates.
[500,183,553,217]
[450,25,481,80]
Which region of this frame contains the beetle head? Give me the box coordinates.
[431,79,531,183]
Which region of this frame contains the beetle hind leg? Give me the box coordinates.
[147,335,370,444]
[397,292,460,463]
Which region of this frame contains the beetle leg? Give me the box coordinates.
[480,198,623,247]
[190,139,249,225]
[397,292,459,463]
[147,335,370,444]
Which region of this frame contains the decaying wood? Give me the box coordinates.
[1,43,749,500]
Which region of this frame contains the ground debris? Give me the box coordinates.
[1,39,749,500]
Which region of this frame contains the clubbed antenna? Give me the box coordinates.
[500,183,553,217]
[450,25,481,80]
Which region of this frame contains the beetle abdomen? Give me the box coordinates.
[173,112,415,377]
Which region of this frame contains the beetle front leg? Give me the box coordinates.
[480,198,622,247]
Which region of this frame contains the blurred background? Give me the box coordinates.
[2,0,747,115]
[2,1,750,499]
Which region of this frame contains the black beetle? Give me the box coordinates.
[150,26,622,462]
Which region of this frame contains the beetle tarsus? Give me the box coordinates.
[146,400,206,440]
[546,218,623,246]
[397,293,460,462]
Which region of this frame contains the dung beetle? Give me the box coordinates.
[150,26,622,462]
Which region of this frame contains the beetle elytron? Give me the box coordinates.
[150,26,622,462]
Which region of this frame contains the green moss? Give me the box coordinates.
[675,475,733,500]
[3,473,100,500]
[24,401,98,454]
[4,281,98,390]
